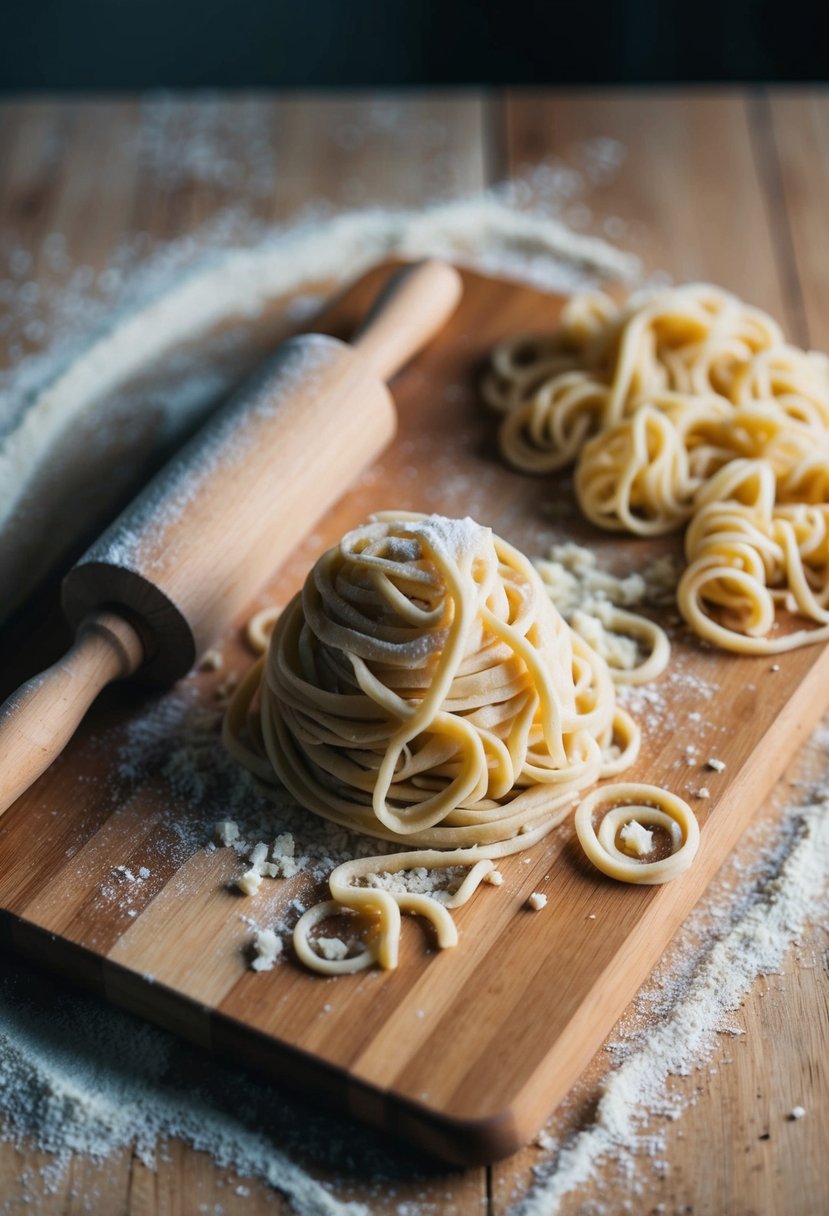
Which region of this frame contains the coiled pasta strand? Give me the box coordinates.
[485,283,829,652]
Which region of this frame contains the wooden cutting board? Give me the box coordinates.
[2,262,828,1167]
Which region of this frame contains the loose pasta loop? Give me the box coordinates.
[293,901,378,975]
[534,548,672,687]
[293,852,498,975]
[575,783,700,885]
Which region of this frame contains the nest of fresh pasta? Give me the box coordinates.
[483,283,829,653]
[225,512,690,973]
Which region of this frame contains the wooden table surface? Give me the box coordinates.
[0,87,827,1215]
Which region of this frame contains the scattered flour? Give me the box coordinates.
[514,783,829,1215]
[0,191,637,621]
[0,965,365,1215]
[2,728,825,1212]
[535,542,681,674]
[1,107,825,1212]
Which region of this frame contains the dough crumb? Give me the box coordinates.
[770,663,780,672]
[248,841,269,870]
[215,820,239,846]
[235,869,263,897]
[270,832,301,878]
[527,892,547,911]
[788,1105,806,1120]
[706,757,726,772]
[484,869,504,886]
[200,648,223,672]
[535,1129,556,1151]
[251,928,283,971]
[273,832,295,857]
[619,820,654,857]
[316,937,350,961]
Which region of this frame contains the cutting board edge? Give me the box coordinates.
[0,907,525,1164]
[5,638,826,1169]
[487,635,829,1152]
[4,261,829,1167]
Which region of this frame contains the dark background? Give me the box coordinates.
[0,0,825,90]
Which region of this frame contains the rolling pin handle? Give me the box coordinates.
[352,259,463,383]
[0,611,143,817]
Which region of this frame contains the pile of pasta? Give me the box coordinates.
[483,283,829,653]
[225,512,695,973]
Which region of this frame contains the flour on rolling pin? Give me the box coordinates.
[92,336,342,571]
[61,331,396,684]
[0,260,460,820]
[0,198,635,625]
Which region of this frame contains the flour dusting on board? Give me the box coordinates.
[514,787,829,1214]
[1,107,826,1213]
[2,697,827,1212]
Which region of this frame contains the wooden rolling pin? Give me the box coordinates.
[0,259,463,817]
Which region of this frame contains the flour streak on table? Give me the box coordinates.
[1,89,827,1215]
[2,261,828,1172]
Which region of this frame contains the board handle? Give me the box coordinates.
[0,612,143,817]
[352,259,463,382]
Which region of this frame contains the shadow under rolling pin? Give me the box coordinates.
[0,259,463,817]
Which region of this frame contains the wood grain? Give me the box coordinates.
[2,257,828,1172]
[766,89,829,348]
[1,89,827,1215]
[491,746,829,1216]
[492,85,829,1216]
[505,88,791,323]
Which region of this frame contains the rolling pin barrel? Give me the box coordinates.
[62,259,462,683]
[62,333,395,683]
[1,259,463,816]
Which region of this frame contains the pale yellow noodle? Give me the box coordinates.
[679,461,829,653]
[225,512,643,974]
[485,282,829,653]
[574,783,699,885]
